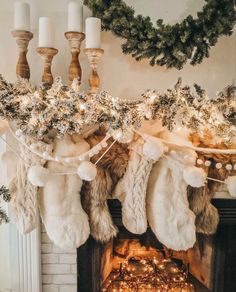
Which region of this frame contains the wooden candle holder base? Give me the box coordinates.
[12,30,33,79]
[84,48,104,94]
[65,32,85,84]
[37,47,58,85]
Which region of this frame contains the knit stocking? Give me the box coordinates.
[9,140,51,234]
[114,146,154,235]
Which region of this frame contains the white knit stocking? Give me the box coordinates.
[114,147,153,234]
[9,140,51,234]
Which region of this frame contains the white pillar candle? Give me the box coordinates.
[38,17,55,48]
[85,17,101,48]
[14,1,30,31]
[68,1,83,32]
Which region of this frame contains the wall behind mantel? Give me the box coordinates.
[0,0,235,98]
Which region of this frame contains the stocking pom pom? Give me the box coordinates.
[28,165,50,187]
[225,176,236,197]
[77,161,97,181]
[183,166,206,187]
[143,139,164,161]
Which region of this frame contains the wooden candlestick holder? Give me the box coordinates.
[84,48,104,93]
[11,30,33,79]
[36,47,58,85]
[65,32,85,84]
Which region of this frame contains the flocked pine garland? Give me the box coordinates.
[0,185,11,225]
[84,0,236,69]
[0,75,235,146]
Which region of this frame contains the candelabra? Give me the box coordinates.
[65,31,85,84]
[12,31,104,90]
[84,48,104,93]
[11,30,33,79]
[36,47,58,85]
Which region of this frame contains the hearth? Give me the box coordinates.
[77,199,236,292]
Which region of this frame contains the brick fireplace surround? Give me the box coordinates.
[41,224,77,292]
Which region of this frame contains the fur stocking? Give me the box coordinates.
[82,132,129,243]
[39,135,90,249]
[147,150,196,251]
[9,140,51,234]
[188,186,219,234]
[114,146,154,234]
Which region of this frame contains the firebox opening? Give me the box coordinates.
[101,238,196,291]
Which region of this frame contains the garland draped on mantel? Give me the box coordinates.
[0,75,235,146]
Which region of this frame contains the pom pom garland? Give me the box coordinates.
[225,176,236,198]
[28,165,50,187]
[183,166,207,188]
[142,139,164,161]
[77,161,97,181]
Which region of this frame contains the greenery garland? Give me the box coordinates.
[0,186,11,225]
[84,0,236,69]
[0,76,236,146]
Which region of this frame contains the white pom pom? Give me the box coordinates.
[183,166,207,188]
[77,161,97,181]
[0,119,8,136]
[197,159,203,165]
[28,165,50,187]
[15,129,23,137]
[142,139,164,161]
[225,176,236,197]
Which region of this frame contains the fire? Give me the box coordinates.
[101,240,194,292]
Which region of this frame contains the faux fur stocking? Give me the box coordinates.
[188,186,219,234]
[39,135,90,249]
[9,140,51,234]
[147,149,197,251]
[82,132,129,243]
[114,145,154,235]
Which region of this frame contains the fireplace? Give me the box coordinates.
[77,199,236,292]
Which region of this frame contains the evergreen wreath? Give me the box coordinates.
[84,0,236,69]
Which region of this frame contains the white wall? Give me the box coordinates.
[0,0,235,96]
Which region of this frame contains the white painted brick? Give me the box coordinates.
[42,243,53,253]
[42,264,71,275]
[43,284,59,292]
[53,245,76,254]
[52,274,77,285]
[59,285,77,292]
[70,264,77,274]
[42,254,59,264]
[42,232,51,243]
[42,275,53,284]
[59,254,76,264]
